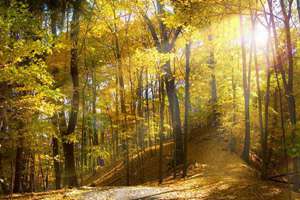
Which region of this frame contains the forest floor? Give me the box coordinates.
[3,130,293,200]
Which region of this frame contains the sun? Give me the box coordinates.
[244,22,269,51]
[253,23,269,49]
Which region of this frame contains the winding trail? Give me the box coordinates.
[56,130,290,200]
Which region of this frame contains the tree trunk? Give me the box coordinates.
[0,93,9,194]
[240,14,251,163]
[251,13,266,177]
[252,13,264,148]
[145,69,152,155]
[50,9,61,189]
[144,0,183,165]
[92,65,98,145]
[297,0,300,24]
[112,5,126,116]
[259,34,273,180]
[207,34,218,127]
[13,143,25,193]
[279,0,299,190]
[137,70,144,149]
[268,0,298,190]
[164,62,183,165]
[136,69,145,182]
[183,42,191,177]
[125,139,130,186]
[51,115,61,189]
[158,78,165,184]
[81,74,88,169]
[61,0,81,187]
[52,137,61,189]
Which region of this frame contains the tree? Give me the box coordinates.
[143,0,184,165]
[183,41,191,177]
[0,2,59,193]
[239,13,251,163]
[61,0,82,187]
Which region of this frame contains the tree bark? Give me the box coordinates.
[92,65,98,145]
[183,42,191,177]
[81,72,88,169]
[207,34,218,127]
[60,0,81,187]
[137,70,144,149]
[239,13,251,163]
[297,0,300,24]
[261,27,272,180]
[144,0,183,165]
[164,61,184,165]
[13,139,25,193]
[268,0,298,190]
[52,136,61,189]
[158,78,165,184]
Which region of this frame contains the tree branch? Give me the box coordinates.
[168,26,182,51]
[143,14,161,49]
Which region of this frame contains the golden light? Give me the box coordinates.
[254,23,269,49]
[245,22,269,51]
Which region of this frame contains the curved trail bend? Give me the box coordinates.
[55,130,290,200]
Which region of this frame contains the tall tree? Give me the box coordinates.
[143,0,183,165]
[268,0,299,190]
[158,77,165,183]
[239,13,252,163]
[207,33,218,127]
[183,42,191,177]
[61,0,82,187]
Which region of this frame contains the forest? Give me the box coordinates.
[0,0,300,199]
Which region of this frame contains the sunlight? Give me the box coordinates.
[1,1,296,199]
[254,23,269,49]
[245,22,269,51]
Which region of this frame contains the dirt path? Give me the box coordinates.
[56,130,290,200]
[7,130,290,200]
